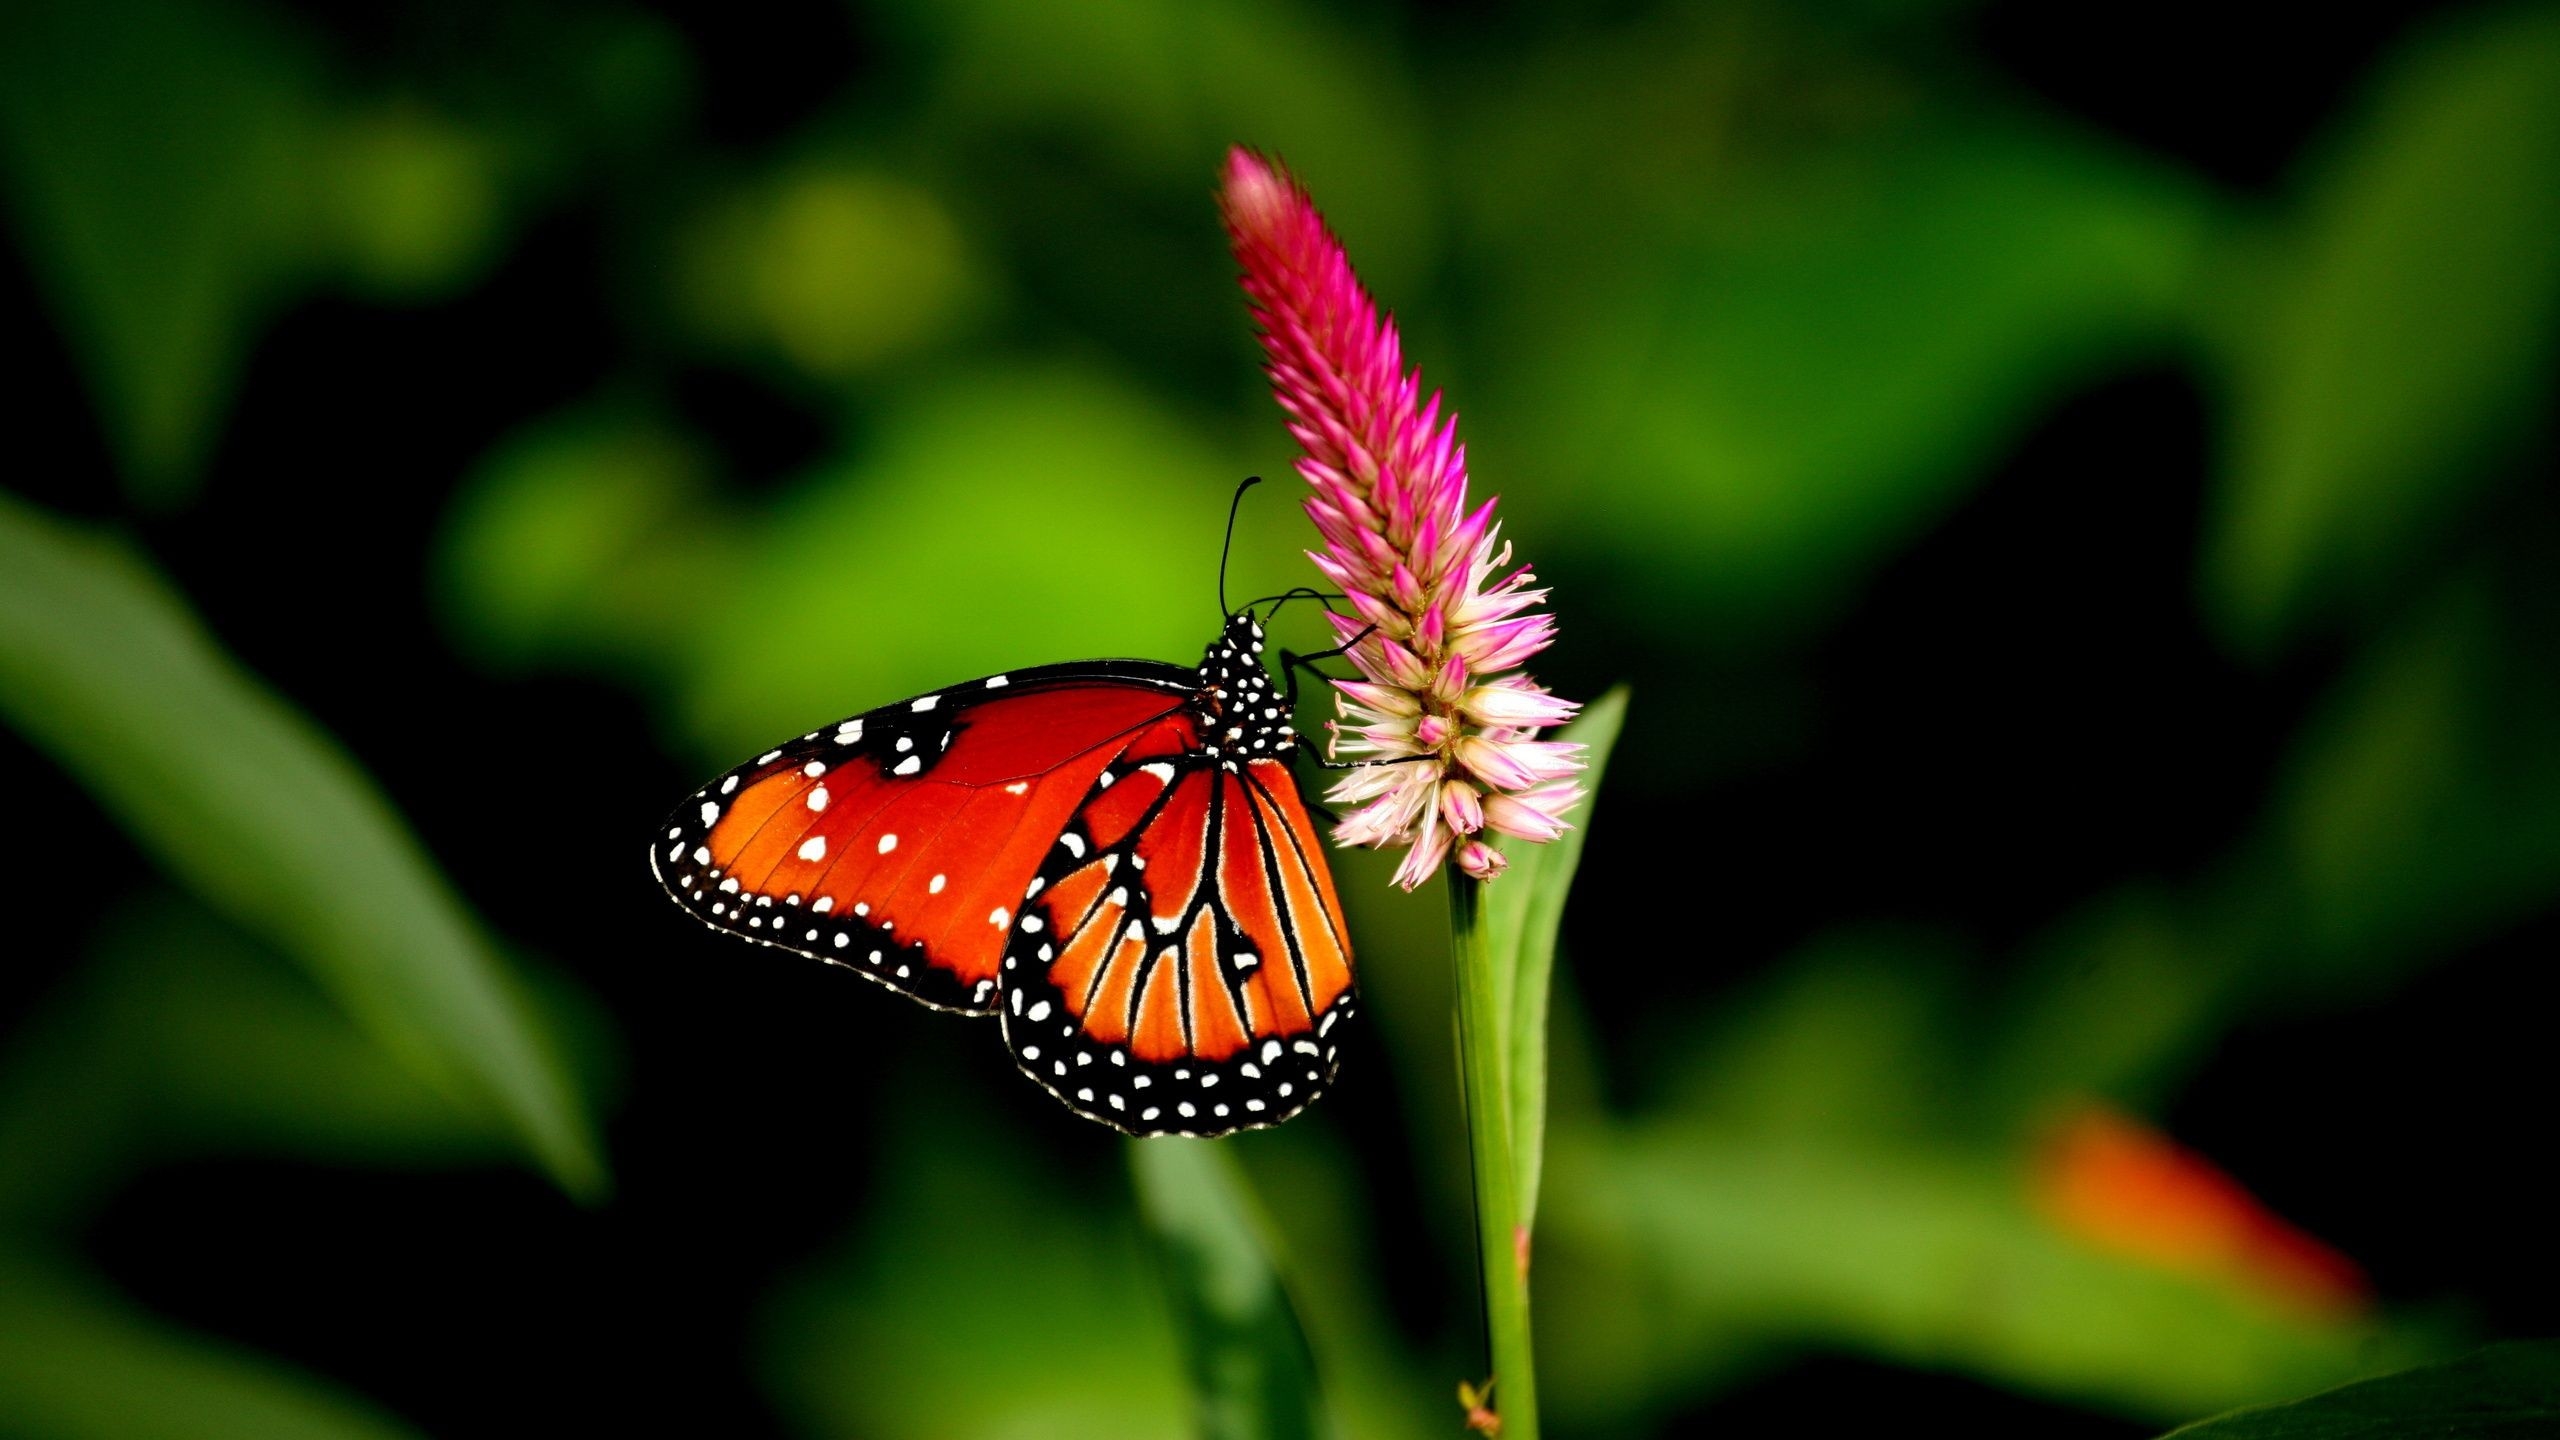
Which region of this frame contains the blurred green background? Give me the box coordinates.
[4,0,2558,1435]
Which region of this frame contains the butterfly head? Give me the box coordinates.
[1197,612,1294,757]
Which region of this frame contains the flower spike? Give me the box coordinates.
[1222,148,1582,890]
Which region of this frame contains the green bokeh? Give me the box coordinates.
[5,0,2558,1436]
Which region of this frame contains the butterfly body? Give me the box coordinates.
[651,613,1354,1136]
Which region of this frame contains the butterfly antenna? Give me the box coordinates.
[1219,475,1264,618]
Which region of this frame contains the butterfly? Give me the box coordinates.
[649,594,1358,1138]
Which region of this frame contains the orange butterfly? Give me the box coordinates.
[652,610,1356,1136]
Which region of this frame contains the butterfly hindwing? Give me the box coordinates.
[996,744,1355,1137]
[650,662,1193,1013]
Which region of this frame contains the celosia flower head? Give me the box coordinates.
[1221,148,1581,889]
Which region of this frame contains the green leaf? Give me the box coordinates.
[0,1248,424,1440]
[1448,691,1624,1440]
[2162,1341,2560,1438]
[0,0,322,503]
[1129,1139,1333,1440]
[0,894,617,1230]
[1982,889,2239,1121]
[762,1105,1188,1440]
[1544,1127,2431,1425]
[1482,686,1627,1232]
[1984,562,2560,1124]
[2206,4,2560,648]
[2267,568,2560,984]
[1487,110,2209,637]
[0,494,603,1200]
[1659,928,1967,1144]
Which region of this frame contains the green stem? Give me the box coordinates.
[1449,874,1537,1439]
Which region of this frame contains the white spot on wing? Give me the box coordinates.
[877,834,898,854]
[911,695,940,712]
[797,837,827,862]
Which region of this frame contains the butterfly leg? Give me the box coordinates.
[1278,625,1376,710]
[1308,752,1441,773]
[1247,586,1350,619]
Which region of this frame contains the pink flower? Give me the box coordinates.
[1221,148,1582,890]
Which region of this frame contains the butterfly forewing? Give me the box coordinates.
[996,749,1355,1136]
[651,663,1193,1012]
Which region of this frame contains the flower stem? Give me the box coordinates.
[1449,873,1538,1439]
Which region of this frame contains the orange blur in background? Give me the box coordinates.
[2037,1105,2373,1320]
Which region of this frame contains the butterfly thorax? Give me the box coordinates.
[1194,613,1297,760]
